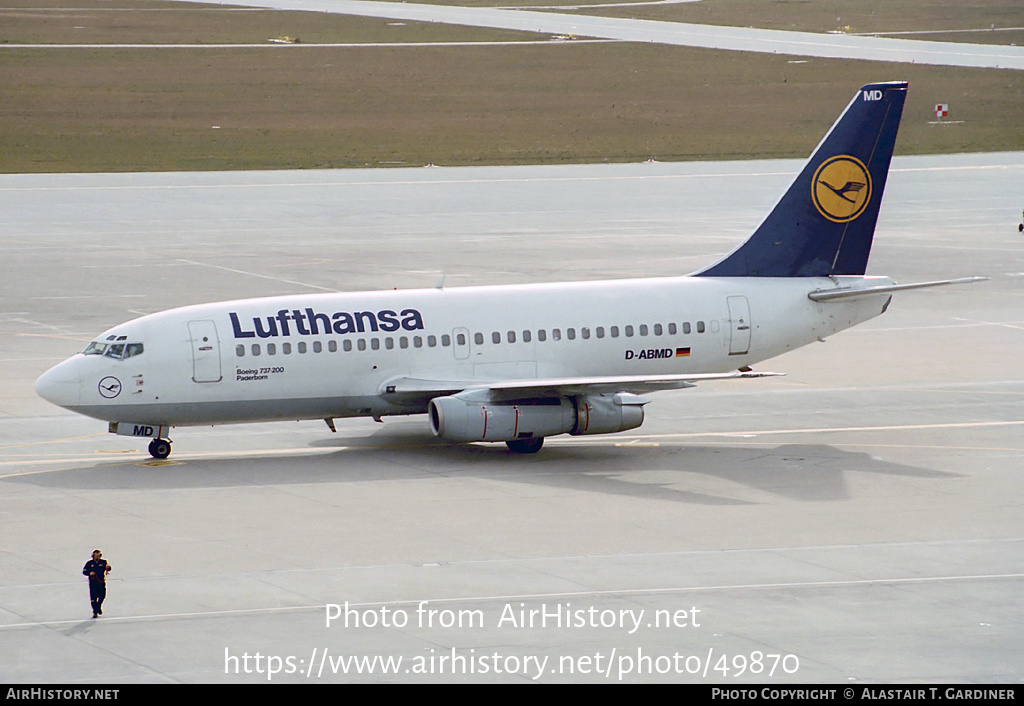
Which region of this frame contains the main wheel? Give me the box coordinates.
[148,438,172,459]
[506,437,544,454]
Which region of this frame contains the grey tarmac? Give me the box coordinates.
[1,153,1021,682]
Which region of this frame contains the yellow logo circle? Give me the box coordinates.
[811,156,872,223]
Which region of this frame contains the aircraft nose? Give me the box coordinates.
[35,357,82,408]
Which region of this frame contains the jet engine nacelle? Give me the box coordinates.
[571,393,646,436]
[428,393,646,443]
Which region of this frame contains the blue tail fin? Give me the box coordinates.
[695,81,907,278]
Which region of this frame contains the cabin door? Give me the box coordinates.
[727,296,751,356]
[188,320,222,383]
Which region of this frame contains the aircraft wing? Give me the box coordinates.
[381,370,781,403]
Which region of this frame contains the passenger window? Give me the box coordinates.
[552,329,561,341]
[697,321,705,333]
[668,323,677,335]
[251,344,261,356]
[358,339,367,351]
[236,345,245,357]
[456,333,465,346]
[474,332,484,345]
[385,338,394,350]
[298,342,307,354]
[654,324,663,336]
[268,343,277,355]
[683,322,691,334]
[625,325,634,337]
[413,336,421,348]
[639,325,648,336]
[400,337,409,349]
[507,331,516,343]
[581,328,590,340]
[313,341,322,353]
[538,330,547,342]
[328,341,337,353]
[567,328,576,340]
[611,326,619,338]
[596,327,604,339]
[342,340,351,352]
[492,332,501,344]
[282,343,292,355]
[428,335,437,347]
[371,338,380,350]
[522,330,531,343]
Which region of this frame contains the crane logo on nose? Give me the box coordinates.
[98,377,122,399]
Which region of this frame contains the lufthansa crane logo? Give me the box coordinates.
[98,376,122,399]
[811,155,872,223]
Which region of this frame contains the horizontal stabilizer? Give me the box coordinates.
[808,277,988,302]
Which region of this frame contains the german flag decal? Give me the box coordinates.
[676,347,691,357]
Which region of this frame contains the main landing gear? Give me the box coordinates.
[505,437,544,454]
[148,438,172,459]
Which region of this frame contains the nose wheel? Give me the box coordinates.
[148,438,172,459]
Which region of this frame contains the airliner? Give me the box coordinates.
[35,81,981,458]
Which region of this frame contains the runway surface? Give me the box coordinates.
[1,154,1022,682]
[169,0,1024,70]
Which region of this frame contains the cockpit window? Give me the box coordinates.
[82,341,144,359]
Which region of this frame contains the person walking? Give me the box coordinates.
[82,549,111,618]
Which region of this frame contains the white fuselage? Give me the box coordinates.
[37,274,893,428]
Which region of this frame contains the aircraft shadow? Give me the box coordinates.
[8,423,958,506]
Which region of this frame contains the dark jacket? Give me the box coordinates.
[83,559,110,583]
